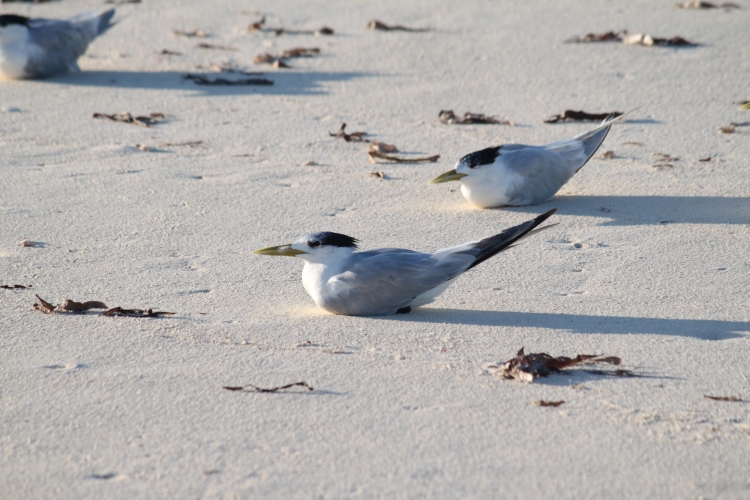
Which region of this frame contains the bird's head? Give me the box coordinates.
[0,15,31,44]
[429,146,502,185]
[254,232,359,263]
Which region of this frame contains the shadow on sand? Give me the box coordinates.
[43,70,367,96]
[504,195,750,226]
[385,308,749,341]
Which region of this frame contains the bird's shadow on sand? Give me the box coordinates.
[506,195,750,226]
[44,70,367,95]
[385,309,749,341]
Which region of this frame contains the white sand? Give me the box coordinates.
[2,0,749,497]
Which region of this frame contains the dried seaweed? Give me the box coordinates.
[172,29,209,38]
[704,395,743,402]
[248,17,334,36]
[544,110,623,123]
[653,152,679,168]
[367,20,430,32]
[58,300,107,312]
[1,284,31,289]
[676,2,740,8]
[534,400,565,407]
[223,381,313,393]
[18,238,42,247]
[598,150,616,159]
[196,43,237,51]
[720,124,736,134]
[439,110,512,125]
[103,307,176,318]
[368,151,440,164]
[33,295,56,314]
[164,140,203,147]
[253,47,320,67]
[93,112,166,127]
[699,156,712,162]
[565,31,626,43]
[182,73,273,86]
[158,49,182,56]
[495,347,624,383]
[329,123,368,142]
[623,33,697,46]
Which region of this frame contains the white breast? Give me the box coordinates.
[0,26,33,79]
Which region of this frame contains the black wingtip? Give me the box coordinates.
[466,209,558,270]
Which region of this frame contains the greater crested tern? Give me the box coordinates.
[0,9,115,80]
[430,113,623,208]
[254,209,557,316]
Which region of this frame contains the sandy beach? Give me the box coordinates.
[1,0,749,497]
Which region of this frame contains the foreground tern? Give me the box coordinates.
[254,209,557,316]
[430,113,623,208]
[0,9,115,80]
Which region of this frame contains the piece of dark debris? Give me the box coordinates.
[18,238,42,247]
[103,307,176,318]
[439,110,512,125]
[598,150,616,159]
[720,124,736,134]
[252,54,292,68]
[223,381,313,393]
[105,0,141,4]
[676,1,740,8]
[565,30,626,43]
[544,110,623,123]
[623,33,697,46]
[704,395,743,402]
[368,171,386,179]
[533,400,565,407]
[329,123,368,142]
[367,20,430,32]
[182,73,273,86]
[203,469,220,476]
[196,43,237,51]
[282,47,320,58]
[622,141,644,146]
[2,284,31,289]
[699,156,711,162]
[172,29,208,38]
[494,347,625,383]
[248,16,334,36]
[93,112,166,127]
[369,151,440,164]
[158,49,182,56]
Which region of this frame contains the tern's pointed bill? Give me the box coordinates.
[431,111,635,208]
[253,244,307,257]
[254,209,558,316]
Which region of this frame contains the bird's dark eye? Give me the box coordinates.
[309,241,320,248]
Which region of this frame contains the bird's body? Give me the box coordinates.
[430,114,621,208]
[255,209,557,316]
[0,10,115,80]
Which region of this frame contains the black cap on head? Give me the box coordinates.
[0,15,30,28]
[459,146,502,169]
[309,232,358,249]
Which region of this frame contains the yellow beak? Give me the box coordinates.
[253,244,307,257]
[429,169,468,184]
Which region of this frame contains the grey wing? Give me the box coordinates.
[26,20,97,77]
[325,249,474,315]
[498,146,576,205]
